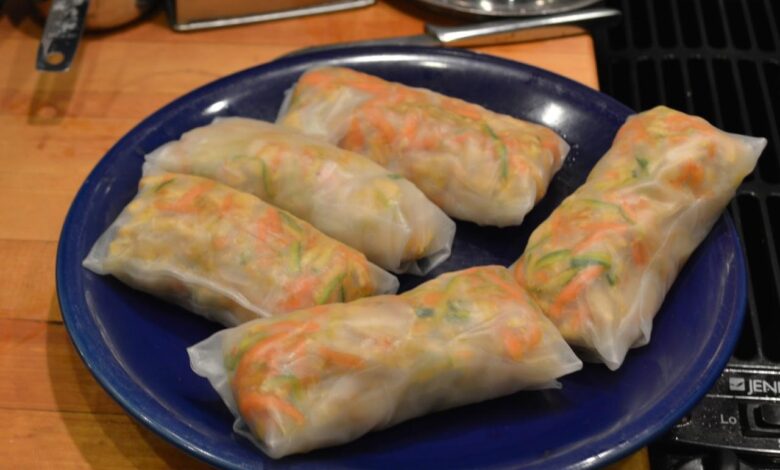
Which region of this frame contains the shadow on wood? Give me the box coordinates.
[46,292,211,469]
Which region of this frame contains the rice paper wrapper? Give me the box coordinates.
[188,266,582,458]
[513,106,766,369]
[276,66,570,227]
[83,173,398,326]
[143,117,455,275]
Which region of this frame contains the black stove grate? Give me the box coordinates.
[592,0,780,464]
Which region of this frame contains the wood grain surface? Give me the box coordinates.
[0,0,648,468]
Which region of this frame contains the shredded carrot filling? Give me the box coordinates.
[548,265,605,319]
[238,393,306,425]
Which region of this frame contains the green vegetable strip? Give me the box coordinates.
[483,123,509,182]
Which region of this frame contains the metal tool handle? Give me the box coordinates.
[425,7,621,47]
[36,0,90,72]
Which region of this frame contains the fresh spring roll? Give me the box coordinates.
[513,106,766,370]
[143,118,455,275]
[83,173,398,326]
[276,66,570,227]
[188,266,582,458]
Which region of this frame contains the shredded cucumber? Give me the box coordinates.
[444,300,469,322]
[415,307,435,318]
[316,273,346,304]
[534,249,571,269]
[225,331,273,370]
[288,241,302,273]
[632,154,650,178]
[483,123,509,181]
[260,159,273,197]
[570,253,611,269]
[153,178,176,192]
[279,211,303,233]
[579,198,634,223]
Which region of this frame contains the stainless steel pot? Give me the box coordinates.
[34,0,156,30]
[35,0,157,72]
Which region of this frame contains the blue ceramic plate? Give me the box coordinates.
[56,47,746,469]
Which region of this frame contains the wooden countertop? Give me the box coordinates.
[0,0,647,468]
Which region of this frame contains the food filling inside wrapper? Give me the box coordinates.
[143,117,456,275]
[188,266,582,458]
[83,172,398,326]
[277,66,570,227]
[514,106,766,369]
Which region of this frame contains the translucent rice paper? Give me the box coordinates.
[276,66,570,227]
[83,173,398,326]
[513,106,766,370]
[143,118,455,275]
[188,266,582,458]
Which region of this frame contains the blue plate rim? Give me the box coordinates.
[55,45,747,469]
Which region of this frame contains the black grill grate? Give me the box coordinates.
[593,0,780,367]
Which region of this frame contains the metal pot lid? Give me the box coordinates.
[412,0,602,17]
